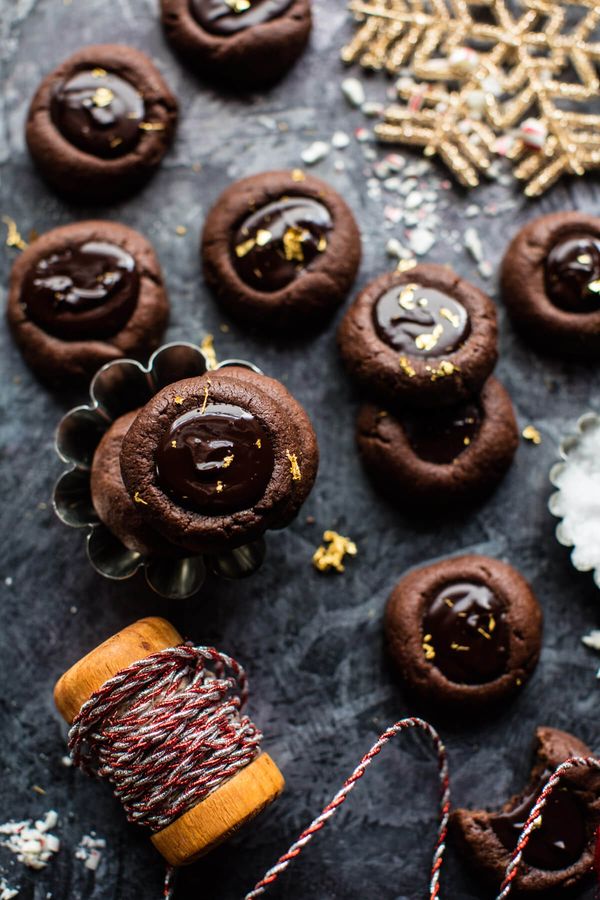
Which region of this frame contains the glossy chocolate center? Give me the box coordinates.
[402,401,482,464]
[51,69,145,158]
[545,234,600,313]
[232,196,332,292]
[189,0,293,35]
[422,582,509,684]
[155,403,275,514]
[21,241,139,340]
[492,784,587,870]
[374,284,470,356]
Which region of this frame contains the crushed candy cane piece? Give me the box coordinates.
[301,141,330,165]
[0,811,60,870]
[341,77,365,108]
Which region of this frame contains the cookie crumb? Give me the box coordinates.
[313,530,357,573]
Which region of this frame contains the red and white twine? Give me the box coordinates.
[68,644,262,832]
[68,647,600,899]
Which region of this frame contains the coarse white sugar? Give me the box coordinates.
[0,811,60,870]
[551,419,600,575]
[0,878,18,900]
[301,141,330,165]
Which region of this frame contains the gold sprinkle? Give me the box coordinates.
[398,284,417,310]
[91,67,107,78]
[443,597,454,608]
[224,0,250,10]
[291,168,306,182]
[256,438,262,449]
[489,615,496,632]
[201,334,218,370]
[415,323,443,352]
[317,235,328,252]
[375,410,388,420]
[222,454,234,468]
[32,785,46,795]
[200,379,211,415]
[139,121,166,131]
[399,355,416,377]
[477,627,491,640]
[588,279,600,294]
[110,137,123,148]
[235,237,256,258]
[171,440,177,448]
[134,491,148,505]
[451,642,470,651]
[175,225,187,236]
[174,396,184,405]
[397,258,417,273]
[255,228,272,247]
[2,215,28,251]
[463,437,471,446]
[282,225,309,262]
[440,306,460,328]
[422,634,436,660]
[312,530,357,574]
[516,677,522,686]
[286,450,302,481]
[216,480,224,493]
[522,424,542,445]
[92,86,113,108]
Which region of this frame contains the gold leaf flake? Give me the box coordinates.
[224,0,250,11]
[397,258,417,273]
[235,237,256,258]
[222,454,234,468]
[171,440,177,448]
[134,491,148,505]
[588,280,600,294]
[200,379,211,415]
[201,334,218,371]
[522,424,542,445]
[399,355,416,377]
[174,396,184,405]
[92,87,113,108]
[415,323,443,351]
[422,634,435,660]
[91,67,107,77]
[427,360,459,380]
[312,530,357,574]
[286,450,302,481]
[398,284,417,310]
[2,215,28,251]
[440,306,460,328]
[282,225,309,262]
[216,480,224,493]
[175,225,187,236]
[139,121,165,131]
[578,254,592,265]
[256,438,262,448]
[110,137,123,148]
[291,168,306,182]
[317,235,328,252]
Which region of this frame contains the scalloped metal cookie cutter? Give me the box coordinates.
[548,411,600,591]
[53,342,266,599]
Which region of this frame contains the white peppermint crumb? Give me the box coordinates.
[257,115,277,131]
[4,577,13,587]
[0,812,60,870]
[362,147,377,160]
[61,755,73,768]
[341,77,365,108]
[361,101,384,118]
[69,606,77,615]
[383,176,401,192]
[582,630,600,651]
[0,878,18,900]
[404,190,423,210]
[354,127,371,143]
[464,226,483,263]
[399,177,418,196]
[301,141,330,165]
[385,238,412,260]
[465,204,480,218]
[407,227,436,256]
[333,160,346,172]
[373,160,391,179]
[384,206,403,224]
[75,835,106,872]
[551,419,600,574]
[478,260,493,279]
[331,131,350,150]
[385,153,406,172]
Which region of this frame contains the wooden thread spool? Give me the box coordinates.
[54,617,285,867]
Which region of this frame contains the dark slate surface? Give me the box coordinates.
[1,2,600,898]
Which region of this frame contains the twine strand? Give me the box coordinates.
[68,645,262,833]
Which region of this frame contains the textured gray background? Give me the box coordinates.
[1,1,600,898]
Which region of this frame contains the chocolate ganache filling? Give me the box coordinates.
[374,283,470,356]
[544,234,600,313]
[189,0,294,35]
[51,69,145,158]
[21,241,139,340]
[156,402,275,514]
[492,783,587,870]
[402,401,482,464]
[232,196,332,292]
[422,582,509,684]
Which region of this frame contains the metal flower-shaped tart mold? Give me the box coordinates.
[549,412,600,590]
[53,342,266,599]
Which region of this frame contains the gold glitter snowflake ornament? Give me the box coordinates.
[342,0,600,196]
